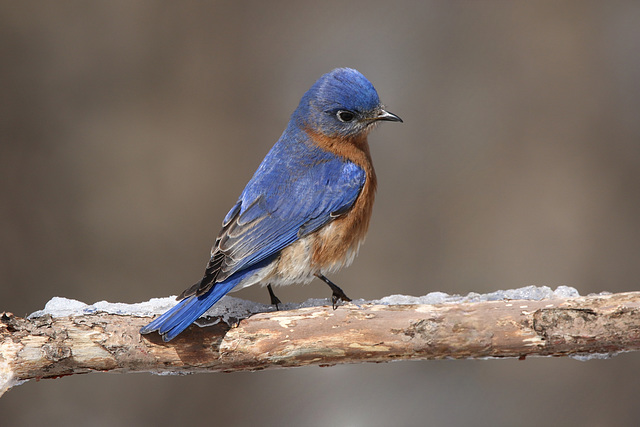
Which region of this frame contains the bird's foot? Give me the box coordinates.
[267,284,282,310]
[315,273,352,310]
[331,288,352,310]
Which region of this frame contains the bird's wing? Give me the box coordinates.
[180,156,366,299]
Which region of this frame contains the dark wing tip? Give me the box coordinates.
[177,282,199,300]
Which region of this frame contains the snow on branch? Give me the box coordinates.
[2,286,640,397]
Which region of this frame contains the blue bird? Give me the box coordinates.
[140,68,402,341]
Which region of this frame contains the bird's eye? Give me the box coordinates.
[336,110,355,123]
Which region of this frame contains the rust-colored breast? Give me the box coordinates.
[306,130,378,272]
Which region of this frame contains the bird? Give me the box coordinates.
[140,68,402,341]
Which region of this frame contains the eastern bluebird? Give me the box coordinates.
[140,68,402,341]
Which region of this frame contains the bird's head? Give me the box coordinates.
[294,68,402,139]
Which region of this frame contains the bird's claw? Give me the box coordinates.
[331,291,352,310]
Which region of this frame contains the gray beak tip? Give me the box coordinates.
[376,109,403,123]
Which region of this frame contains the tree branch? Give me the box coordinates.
[2,291,640,396]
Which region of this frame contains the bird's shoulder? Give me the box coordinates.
[239,135,366,215]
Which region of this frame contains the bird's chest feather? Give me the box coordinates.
[272,177,374,285]
[310,172,375,271]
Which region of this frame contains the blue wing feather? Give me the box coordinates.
[217,141,365,279]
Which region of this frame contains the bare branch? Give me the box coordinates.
[2,291,640,396]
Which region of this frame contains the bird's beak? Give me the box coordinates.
[375,109,403,123]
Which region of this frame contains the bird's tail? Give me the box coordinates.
[141,257,275,341]
[139,279,238,342]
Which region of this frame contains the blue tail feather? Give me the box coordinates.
[140,258,275,341]
[140,280,238,342]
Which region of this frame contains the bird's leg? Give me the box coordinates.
[315,273,352,309]
[267,284,282,310]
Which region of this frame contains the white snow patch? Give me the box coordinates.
[569,352,619,361]
[369,285,579,306]
[28,296,178,319]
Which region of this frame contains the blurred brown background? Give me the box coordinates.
[2,1,640,426]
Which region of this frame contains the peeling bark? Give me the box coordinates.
[2,291,640,396]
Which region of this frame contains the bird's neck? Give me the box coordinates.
[303,128,375,172]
